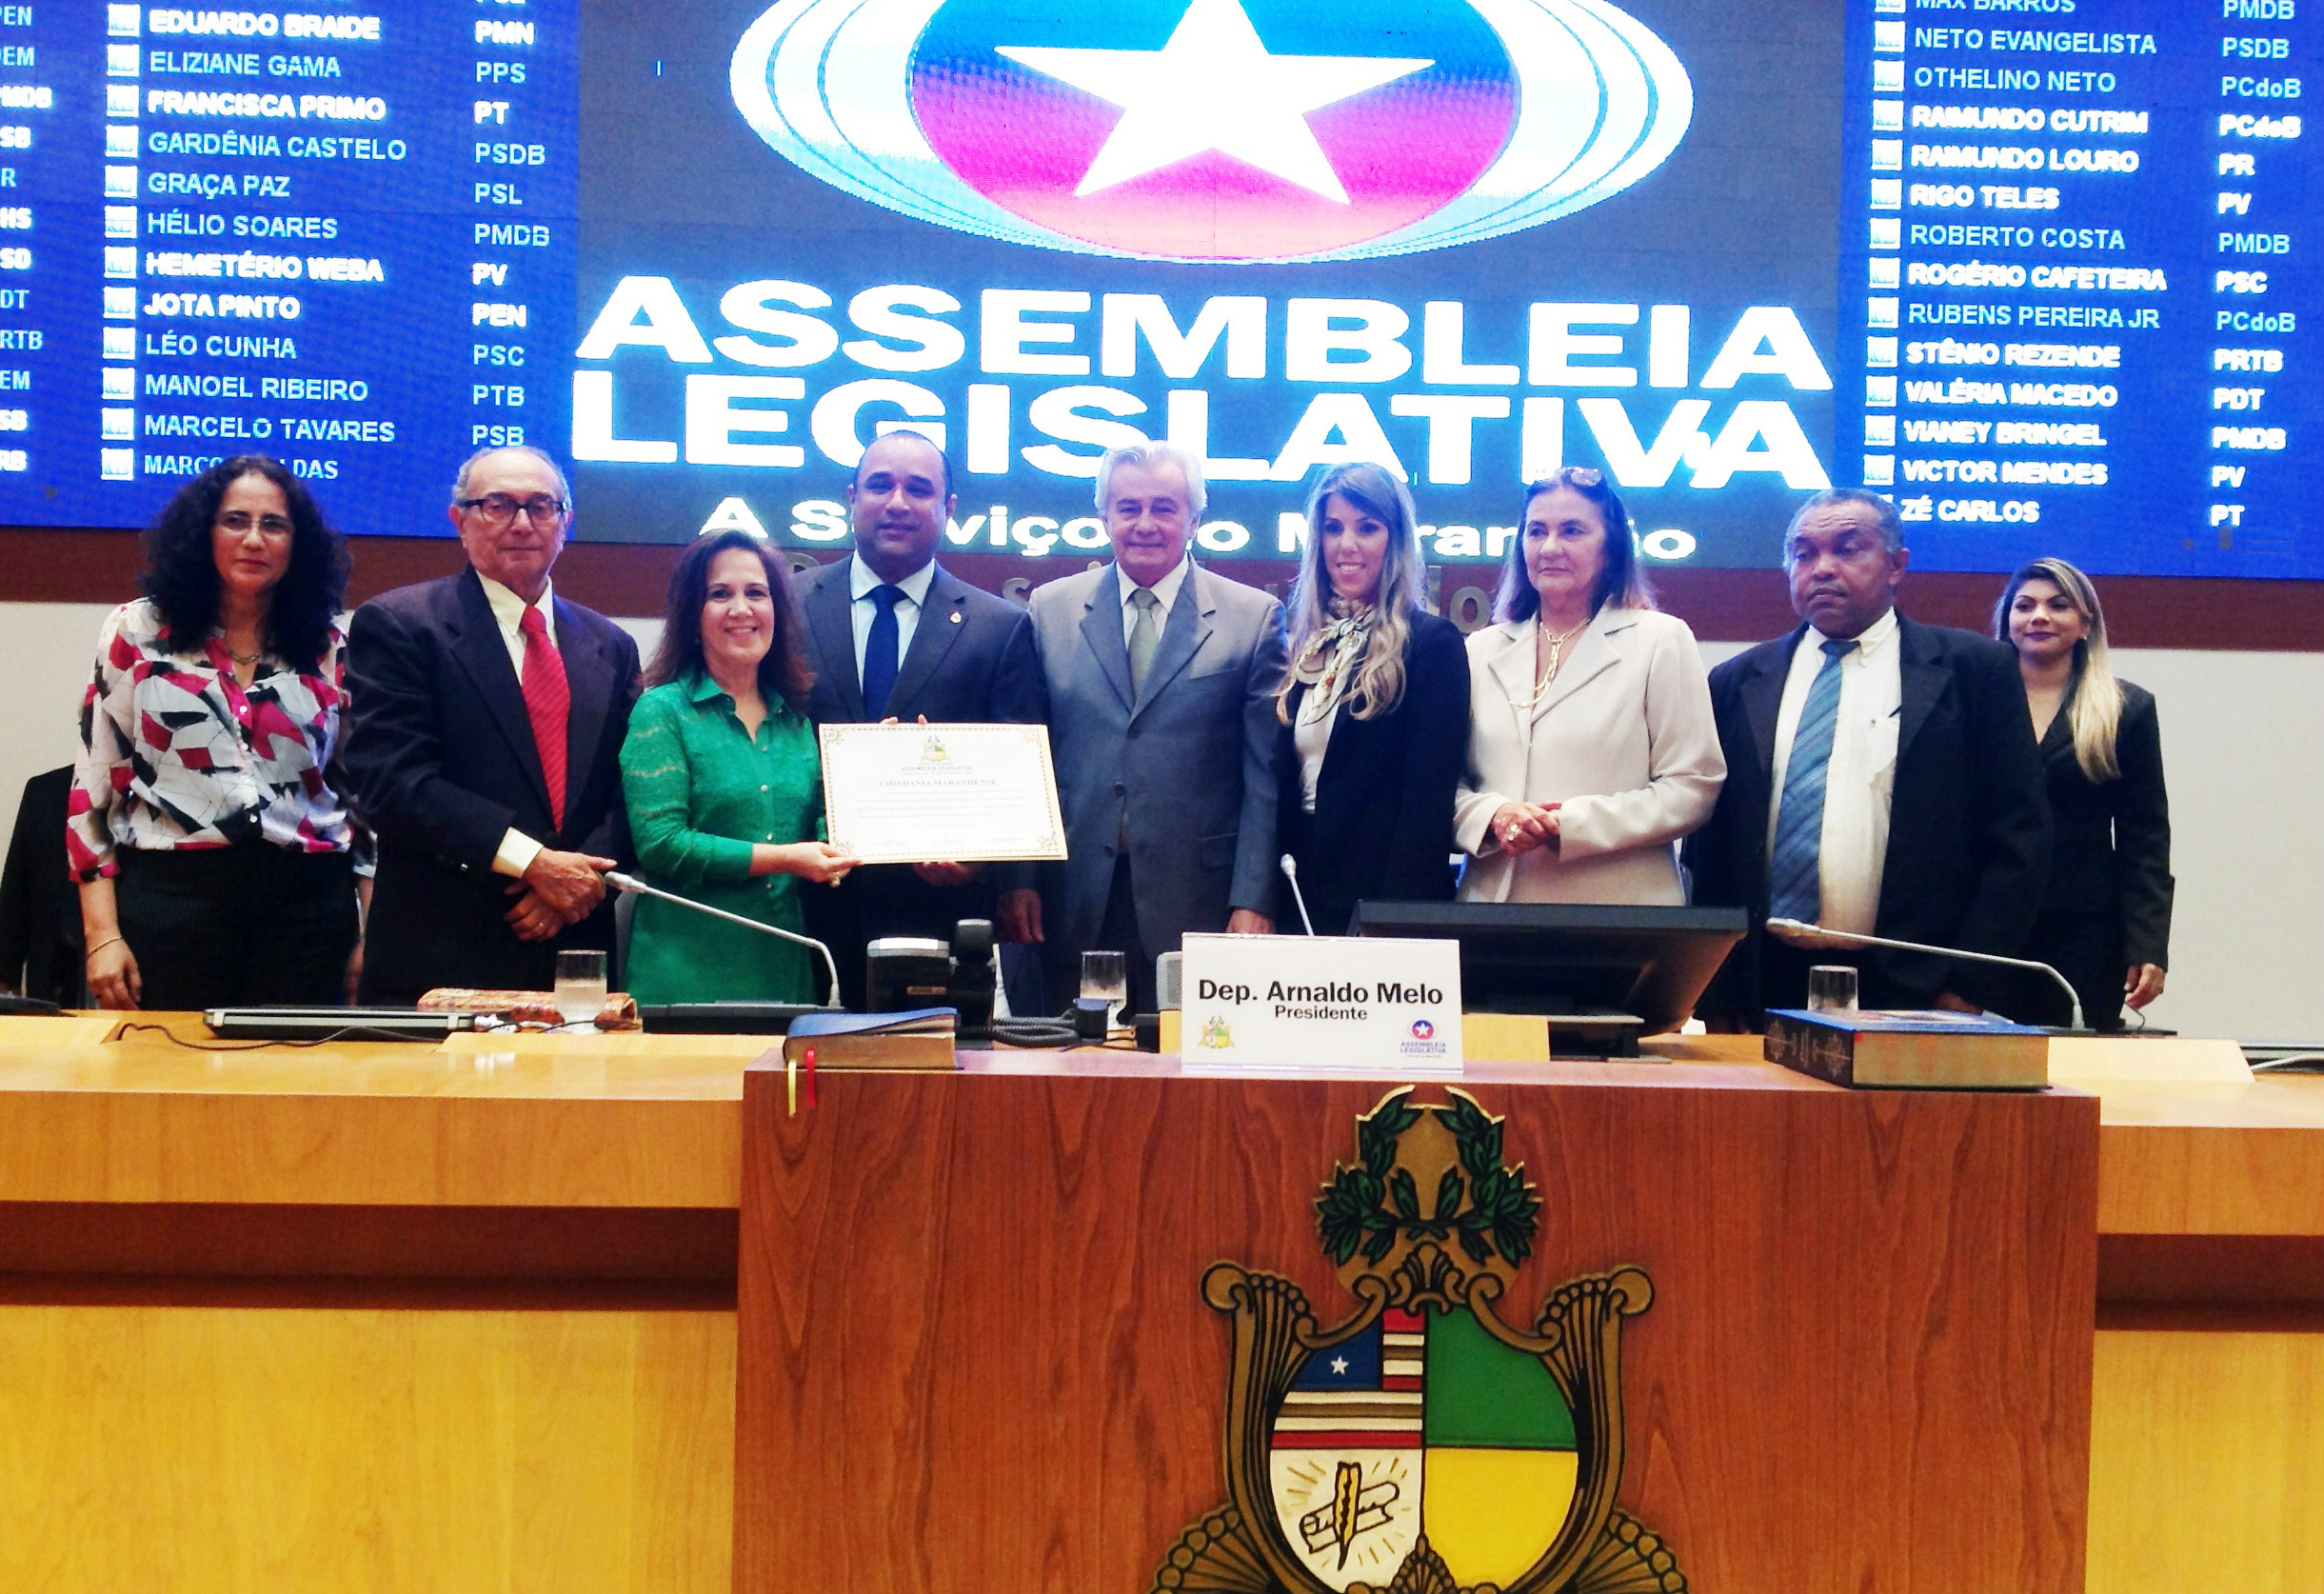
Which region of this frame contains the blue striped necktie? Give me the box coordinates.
[1768,638,1858,925]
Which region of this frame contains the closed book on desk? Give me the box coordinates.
[1765,1008,2048,1089]
[783,1007,959,1070]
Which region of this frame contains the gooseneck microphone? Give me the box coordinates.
[1765,916,2085,1032]
[606,872,844,1008]
[1279,854,1317,937]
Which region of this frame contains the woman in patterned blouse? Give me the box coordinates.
[620,530,857,1005]
[70,455,366,1009]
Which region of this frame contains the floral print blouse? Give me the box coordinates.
[67,598,363,881]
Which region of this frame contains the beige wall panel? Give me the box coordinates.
[2090,1328,2324,1594]
[0,1305,735,1594]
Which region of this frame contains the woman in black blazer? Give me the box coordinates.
[1993,558,2172,1029]
[1273,463,1471,936]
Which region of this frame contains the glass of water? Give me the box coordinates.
[1081,949,1128,1030]
[554,948,608,1026]
[1806,964,1859,1013]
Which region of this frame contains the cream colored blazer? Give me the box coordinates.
[1454,607,1726,905]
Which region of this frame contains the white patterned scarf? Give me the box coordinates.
[1288,601,1377,726]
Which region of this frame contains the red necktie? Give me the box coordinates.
[518,605,569,830]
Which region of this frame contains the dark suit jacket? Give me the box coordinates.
[793,557,1043,1006]
[2034,680,2171,963]
[1992,680,2172,1028]
[1273,610,1469,934]
[1682,614,2051,1020]
[337,568,640,1002]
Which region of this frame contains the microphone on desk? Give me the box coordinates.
[1764,917,2085,1032]
[605,872,844,1008]
[1279,854,1317,936]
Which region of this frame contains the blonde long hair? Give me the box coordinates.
[1994,557,2125,782]
[1276,463,1425,723]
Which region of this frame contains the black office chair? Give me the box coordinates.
[0,767,84,1007]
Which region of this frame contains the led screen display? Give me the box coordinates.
[0,0,2311,577]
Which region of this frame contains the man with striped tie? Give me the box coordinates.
[1683,488,2050,1027]
[338,445,641,1002]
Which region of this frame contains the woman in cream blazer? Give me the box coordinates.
[1454,469,1725,905]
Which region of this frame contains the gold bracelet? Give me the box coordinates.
[84,934,123,959]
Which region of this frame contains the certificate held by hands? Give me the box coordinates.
[818,722,1067,866]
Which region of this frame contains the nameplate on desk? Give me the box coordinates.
[1179,934,1462,1073]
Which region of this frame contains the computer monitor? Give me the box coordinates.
[1348,901,1748,1041]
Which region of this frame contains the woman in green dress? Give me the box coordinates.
[621,531,856,1003]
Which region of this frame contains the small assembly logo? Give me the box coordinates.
[1199,1015,1235,1050]
[1400,1017,1447,1057]
[919,733,950,763]
[730,0,1694,264]
[1154,1087,1683,1593]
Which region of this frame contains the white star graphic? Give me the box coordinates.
[998,0,1431,203]
[1330,1356,1349,1374]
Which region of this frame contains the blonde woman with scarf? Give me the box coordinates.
[1271,464,1471,935]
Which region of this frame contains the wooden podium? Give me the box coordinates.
[733,1055,2097,1593]
[10,1019,2323,1592]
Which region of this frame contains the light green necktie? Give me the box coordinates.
[1127,586,1162,695]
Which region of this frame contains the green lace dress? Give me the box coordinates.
[619,672,823,1004]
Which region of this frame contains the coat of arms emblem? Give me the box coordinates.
[1154,1087,1684,1594]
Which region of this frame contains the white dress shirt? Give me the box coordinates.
[1293,707,1334,813]
[1766,607,1902,936]
[1120,554,1191,645]
[478,574,558,878]
[847,553,937,685]
[478,572,557,676]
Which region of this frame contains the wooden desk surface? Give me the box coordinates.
[0,1018,1824,1209]
[1656,1032,2324,1238]
[0,1017,763,1208]
[1,1016,2319,1238]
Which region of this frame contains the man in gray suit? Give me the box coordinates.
[998,442,1285,1013]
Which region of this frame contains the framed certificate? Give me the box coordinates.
[818,722,1068,866]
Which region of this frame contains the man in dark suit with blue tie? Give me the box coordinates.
[339,445,641,1002]
[1683,488,2050,1026]
[793,429,1043,1008]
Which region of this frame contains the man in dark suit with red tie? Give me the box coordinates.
[338,445,641,1002]
[793,429,1043,1007]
